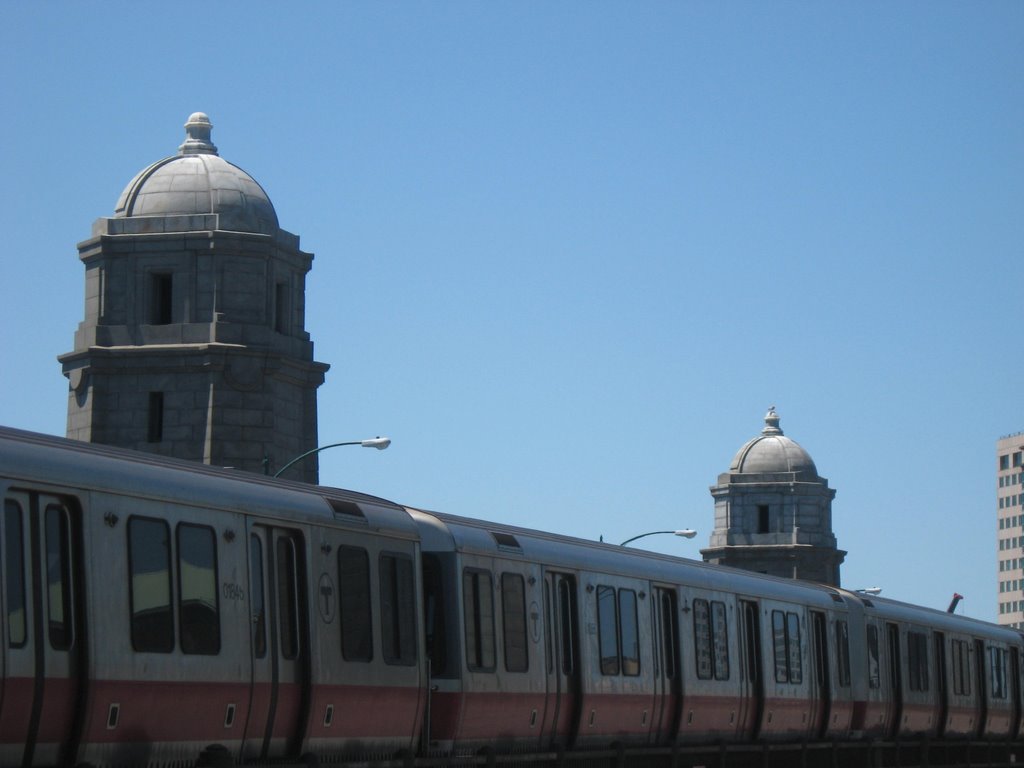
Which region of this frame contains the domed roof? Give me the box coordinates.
[729,407,819,478]
[113,113,279,234]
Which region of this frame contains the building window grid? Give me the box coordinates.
[987,443,1023,625]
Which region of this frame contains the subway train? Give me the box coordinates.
[0,424,1020,768]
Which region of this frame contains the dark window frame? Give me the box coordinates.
[694,598,730,681]
[276,536,300,661]
[176,523,220,655]
[907,630,929,692]
[772,609,803,684]
[836,620,851,687]
[45,503,74,651]
[127,516,175,653]
[381,552,416,666]
[501,572,528,673]
[463,568,496,672]
[250,534,266,659]
[991,646,1008,699]
[4,500,26,649]
[597,584,620,675]
[951,639,971,696]
[867,624,881,689]
[337,545,373,662]
[620,588,640,677]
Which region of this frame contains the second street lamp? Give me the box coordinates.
[620,529,697,547]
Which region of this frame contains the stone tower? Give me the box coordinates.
[59,113,329,482]
[701,407,845,586]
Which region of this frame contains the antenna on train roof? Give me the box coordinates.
[947,593,963,613]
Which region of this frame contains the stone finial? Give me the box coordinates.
[178,112,218,156]
[762,405,783,435]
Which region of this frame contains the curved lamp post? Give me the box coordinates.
[273,437,391,478]
[620,529,697,547]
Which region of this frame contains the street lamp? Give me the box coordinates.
[272,437,391,478]
[620,529,697,547]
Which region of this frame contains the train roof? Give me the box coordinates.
[0,426,417,539]
[408,506,855,611]
[853,590,1022,642]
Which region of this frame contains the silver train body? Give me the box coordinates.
[0,426,1018,767]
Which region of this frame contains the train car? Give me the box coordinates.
[0,426,425,768]
[407,510,867,755]
[851,593,1023,742]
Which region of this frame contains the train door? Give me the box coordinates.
[650,587,681,744]
[1010,647,1022,739]
[934,632,948,738]
[540,571,580,750]
[886,623,903,738]
[242,525,310,762]
[737,600,763,740]
[0,491,84,768]
[810,611,831,738]
[974,639,988,738]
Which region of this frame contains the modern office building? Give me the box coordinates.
[996,433,1024,627]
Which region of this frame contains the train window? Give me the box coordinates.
[128,517,174,653]
[712,601,729,680]
[544,581,553,674]
[597,585,619,675]
[951,640,971,695]
[177,524,220,655]
[381,553,417,666]
[4,500,26,648]
[45,504,74,650]
[620,589,640,676]
[276,536,300,660]
[422,554,448,676]
[694,599,713,679]
[463,569,496,672]
[866,625,881,689]
[659,590,678,680]
[907,631,929,692]
[787,613,802,683]
[991,646,1008,699]
[338,546,372,662]
[772,610,802,684]
[558,577,577,675]
[694,599,729,680]
[836,620,851,687]
[250,535,266,658]
[501,573,528,673]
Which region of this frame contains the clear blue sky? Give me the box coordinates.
[2,3,1021,622]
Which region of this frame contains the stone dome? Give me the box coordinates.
[729,407,819,478]
[113,113,279,234]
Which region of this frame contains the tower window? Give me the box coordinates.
[757,505,770,534]
[148,392,164,443]
[151,273,173,325]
